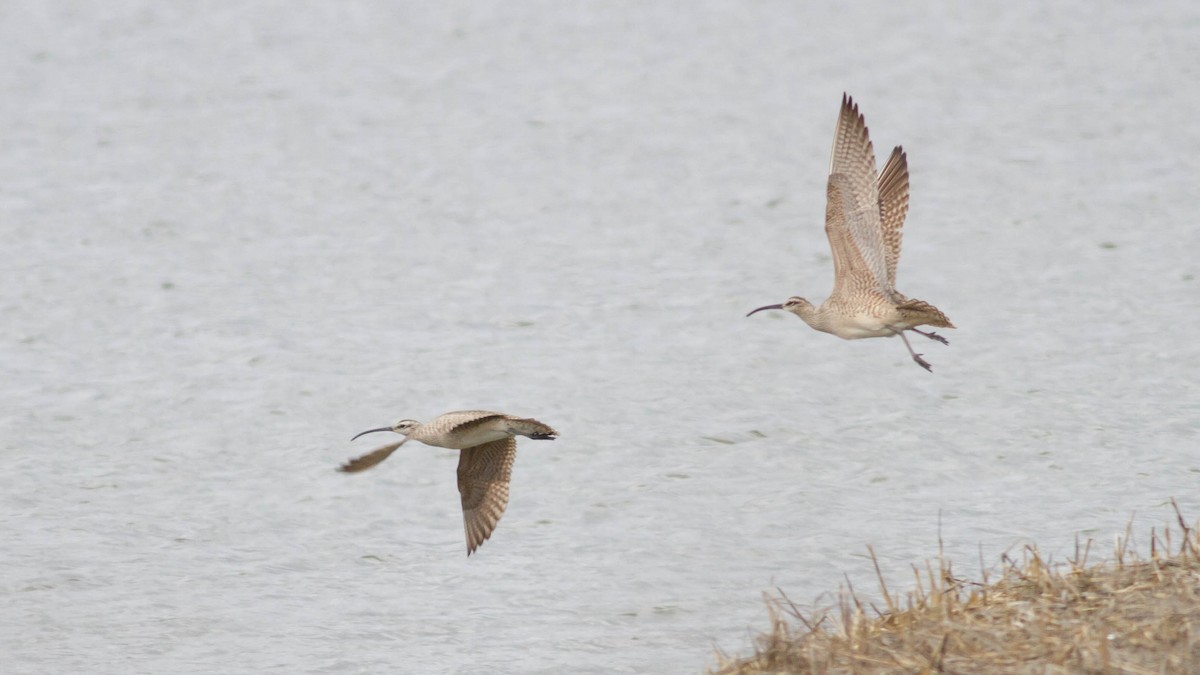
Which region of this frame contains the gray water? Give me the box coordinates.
[2,2,1198,673]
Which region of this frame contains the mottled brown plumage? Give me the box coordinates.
[877,146,909,287]
[748,93,954,371]
[456,438,515,555]
[339,410,557,555]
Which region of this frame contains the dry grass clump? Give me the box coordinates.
[714,502,1200,674]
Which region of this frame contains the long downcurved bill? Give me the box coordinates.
[746,303,783,317]
[351,426,393,442]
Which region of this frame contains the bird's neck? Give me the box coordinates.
[791,302,832,333]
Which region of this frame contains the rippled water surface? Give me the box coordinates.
[3,2,1198,673]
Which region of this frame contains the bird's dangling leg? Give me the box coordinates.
[896,330,933,372]
[910,328,949,345]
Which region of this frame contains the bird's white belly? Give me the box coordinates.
[826,314,897,340]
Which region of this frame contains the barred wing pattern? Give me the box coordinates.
[877,146,910,287]
[457,437,517,556]
[825,94,891,296]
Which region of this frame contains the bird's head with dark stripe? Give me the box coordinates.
[747,296,812,318]
[351,419,420,441]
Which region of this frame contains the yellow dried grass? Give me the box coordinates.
[713,500,1200,674]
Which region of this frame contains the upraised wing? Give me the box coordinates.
[825,94,891,297]
[877,146,909,287]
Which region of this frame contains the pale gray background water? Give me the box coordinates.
[2,2,1198,673]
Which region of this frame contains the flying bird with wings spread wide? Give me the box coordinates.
[748,93,953,371]
[339,410,557,556]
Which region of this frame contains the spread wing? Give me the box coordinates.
[825,94,890,297]
[456,437,517,556]
[338,441,405,473]
[877,146,909,287]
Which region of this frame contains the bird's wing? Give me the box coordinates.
[437,410,507,437]
[825,94,890,296]
[877,146,909,287]
[457,437,517,555]
[338,441,405,473]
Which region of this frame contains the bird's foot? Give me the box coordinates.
[896,330,936,372]
[912,328,949,345]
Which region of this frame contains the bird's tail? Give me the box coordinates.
[507,418,558,440]
[897,299,955,328]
